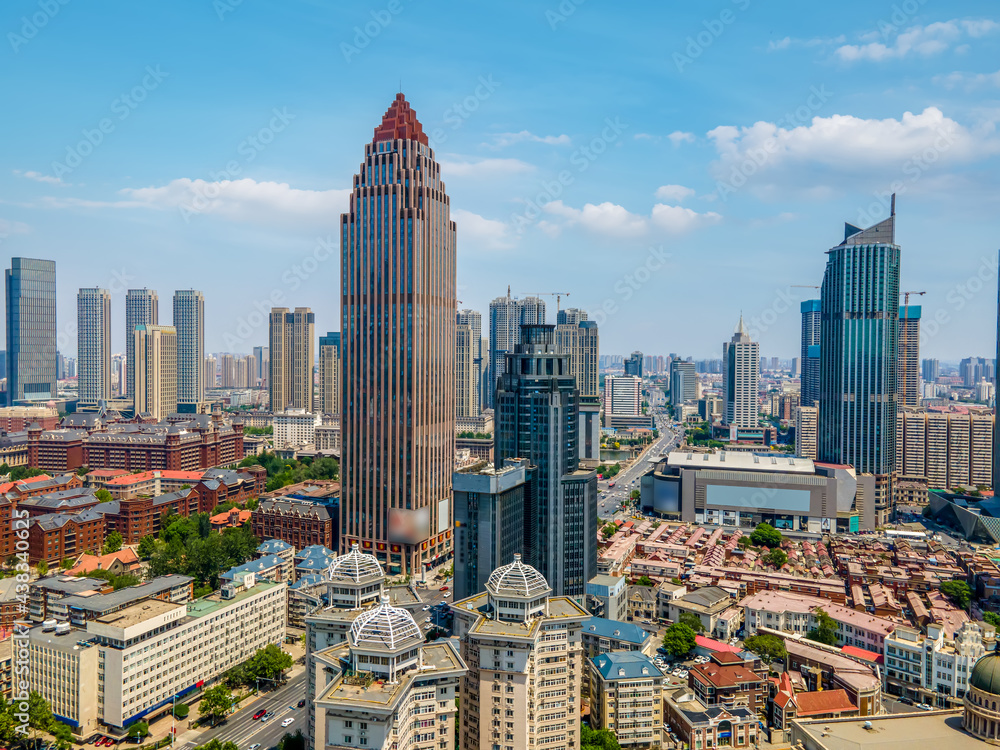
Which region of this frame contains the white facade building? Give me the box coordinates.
[884,621,989,707]
[723,316,759,429]
[273,408,321,449]
[604,375,641,416]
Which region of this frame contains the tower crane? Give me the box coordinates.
[514,291,571,314]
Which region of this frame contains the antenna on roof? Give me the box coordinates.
[890,193,895,217]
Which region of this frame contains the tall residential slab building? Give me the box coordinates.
[796,405,818,460]
[996,252,1000,491]
[487,292,545,408]
[800,299,821,406]
[555,317,599,397]
[819,208,900,524]
[203,355,216,389]
[922,358,940,383]
[340,94,456,576]
[897,409,993,489]
[670,359,697,405]
[269,307,315,412]
[77,287,112,402]
[456,320,477,419]
[723,317,759,429]
[5,258,56,404]
[125,288,158,400]
[252,345,268,384]
[172,290,204,404]
[494,324,597,598]
[318,331,340,415]
[898,305,921,408]
[133,324,177,421]
[456,309,483,415]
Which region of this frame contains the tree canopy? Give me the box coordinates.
[806,607,839,646]
[103,530,123,553]
[239,451,338,492]
[765,548,788,568]
[941,580,972,610]
[744,633,788,663]
[581,723,621,750]
[749,522,783,548]
[198,685,233,726]
[662,623,697,656]
[678,612,705,633]
[148,511,258,589]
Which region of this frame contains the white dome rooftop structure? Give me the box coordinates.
[328,543,385,583]
[485,554,552,623]
[349,594,423,652]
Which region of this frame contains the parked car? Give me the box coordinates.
[916,703,933,711]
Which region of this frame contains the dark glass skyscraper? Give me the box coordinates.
[800,299,821,406]
[340,94,456,576]
[624,350,643,377]
[819,207,900,522]
[5,258,56,404]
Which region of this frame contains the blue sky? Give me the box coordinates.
[2,0,999,361]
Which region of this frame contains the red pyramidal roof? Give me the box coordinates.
[373,93,428,146]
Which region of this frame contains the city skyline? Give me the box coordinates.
[2,3,998,360]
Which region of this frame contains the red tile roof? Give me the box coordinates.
[695,635,741,653]
[840,645,884,664]
[67,548,140,575]
[794,689,857,716]
[106,470,204,486]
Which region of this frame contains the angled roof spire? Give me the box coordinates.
[373,93,428,146]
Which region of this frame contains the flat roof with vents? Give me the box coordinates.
[668,451,815,474]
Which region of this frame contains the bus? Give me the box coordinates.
[885,529,926,540]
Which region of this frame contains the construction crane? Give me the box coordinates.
[515,291,571,314]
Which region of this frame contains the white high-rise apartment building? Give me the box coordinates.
[796,405,818,460]
[77,287,112,402]
[273,408,321,448]
[604,375,641,416]
[269,307,315,412]
[125,288,158,399]
[723,316,760,429]
[173,290,205,404]
[456,309,483,415]
[203,355,217,389]
[133,324,177,421]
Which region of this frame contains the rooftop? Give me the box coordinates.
[94,597,181,628]
[791,711,979,750]
[592,650,664,680]
[185,581,283,619]
[667,450,816,474]
[584,616,650,644]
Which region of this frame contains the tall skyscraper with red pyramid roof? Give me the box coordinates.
[339,94,457,577]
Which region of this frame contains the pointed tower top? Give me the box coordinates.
[373,93,428,146]
[735,313,747,335]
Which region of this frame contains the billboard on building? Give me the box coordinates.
[388,508,430,544]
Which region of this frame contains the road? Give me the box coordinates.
[598,409,681,522]
[174,672,307,750]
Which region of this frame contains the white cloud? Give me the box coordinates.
[452,208,516,250]
[836,19,998,62]
[633,133,657,141]
[654,184,696,202]
[766,34,845,51]
[541,200,720,237]
[0,218,30,236]
[934,69,1000,89]
[667,131,695,146]
[14,169,66,186]
[439,157,534,178]
[768,37,792,51]
[483,131,571,149]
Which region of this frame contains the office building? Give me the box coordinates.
[896,410,993,489]
[76,288,112,403]
[670,360,697,405]
[456,319,477,419]
[723,317,759,429]
[456,309,484,414]
[125,289,158,400]
[960,357,988,388]
[318,332,340,416]
[922,358,940,383]
[133,324,177,421]
[252,345,268,384]
[340,95,455,576]
[796,405,819,460]
[494,324,597,597]
[203,355,216,389]
[172,290,205,404]
[452,557,588,750]
[604,375,641,417]
[487,291,545,408]
[555,318,599,397]
[6,258,57,404]
[801,299,821,406]
[625,350,643,378]
[273,408,321,449]
[452,457,532,601]
[589,652,665,749]
[898,305,921,408]
[269,307,315,412]
[819,207,900,525]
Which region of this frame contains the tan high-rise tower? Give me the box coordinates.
[340,94,456,576]
[318,332,340,415]
[269,307,315,412]
[133,324,177,421]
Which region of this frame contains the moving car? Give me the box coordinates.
[282,717,295,727]
[261,712,275,722]
[297,699,306,708]
[253,710,267,720]
[248,745,261,750]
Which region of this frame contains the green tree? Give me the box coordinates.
[678,612,705,633]
[75,465,91,476]
[94,488,114,503]
[198,685,233,726]
[137,535,158,558]
[749,522,783,548]
[765,548,788,568]
[50,720,75,749]
[630,489,640,500]
[581,722,622,750]
[129,720,149,740]
[661,623,697,657]
[636,576,654,587]
[744,634,788,664]
[60,557,73,570]
[983,612,1000,629]
[36,559,49,577]
[279,731,307,750]
[103,530,123,553]
[174,703,190,720]
[737,536,752,550]
[245,643,294,683]
[806,607,839,646]
[601,522,618,540]
[194,740,239,750]
[941,580,972,610]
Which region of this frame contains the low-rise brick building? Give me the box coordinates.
[251,498,334,551]
[28,508,106,565]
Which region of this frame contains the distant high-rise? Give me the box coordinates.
[604,375,641,417]
[960,357,988,388]
[173,290,205,404]
[796,405,818,460]
[487,292,545,408]
[125,288,158,400]
[456,321,476,419]
[219,354,237,388]
[922,358,940,383]
[204,355,217,389]
[252,345,268,384]
[340,94,456,576]
[723,316,759,429]
[133,324,177,420]
[670,360,697,405]
[456,309,483,415]
[800,299,821,406]
[77,287,112,402]
[555,318,600,397]
[624,350,643,378]
[5,258,56,404]
[318,332,340,416]
[557,307,587,325]
[897,306,921,408]
[819,205,900,524]
[995,252,1000,490]
[494,324,597,598]
[269,307,315,412]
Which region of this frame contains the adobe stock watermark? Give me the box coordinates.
[341,0,406,63]
[745,286,803,340]
[427,75,500,148]
[56,268,135,351]
[213,0,243,21]
[7,0,71,53]
[179,107,295,222]
[508,116,628,232]
[711,84,832,202]
[546,0,586,30]
[920,253,999,347]
[590,246,671,326]
[224,235,336,348]
[674,0,751,73]
[50,66,168,180]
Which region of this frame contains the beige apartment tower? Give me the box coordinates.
[340,94,456,576]
[456,321,476,419]
[125,288,158,400]
[133,325,177,421]
[318,332,340,415]
[555,316,599,397]
[269,307,315,412]
[897,409,993,489]
[796,405,818,460]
